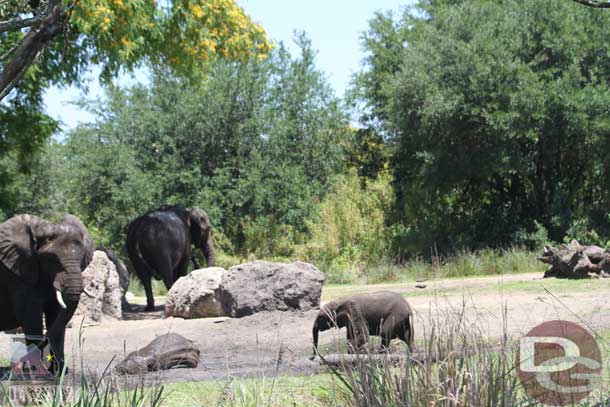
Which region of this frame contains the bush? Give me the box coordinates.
[299,169,394,277]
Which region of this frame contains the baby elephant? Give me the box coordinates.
[312,291,414,358]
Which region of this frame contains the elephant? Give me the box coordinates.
[126,205,215,311]
[0,214,93,374]
[311,291,414,358]
[114,333,200,375]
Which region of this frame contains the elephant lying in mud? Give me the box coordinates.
[311,291,414,358]
[114,333,200,375]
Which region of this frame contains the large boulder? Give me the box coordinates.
[165,268,226,318]
[73,251,122,324]
[219,261,324,318]
[97,247,131,310]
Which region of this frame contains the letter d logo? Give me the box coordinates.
[517,320,602,406]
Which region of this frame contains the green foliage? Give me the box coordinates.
[355,0,610,256]
[511,221,550,251]
[345,127,390,180]
[40,34,347,258]
[300,169,394,281]
[321,247,545,285]
[0,0,272,194]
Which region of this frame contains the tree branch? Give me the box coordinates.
[571,0,610,8]
[0,15,45,33]
[0,5,64,101]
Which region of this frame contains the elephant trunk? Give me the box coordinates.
[54,258,84,304]
[311,323,320,359]
[203,234,216,267]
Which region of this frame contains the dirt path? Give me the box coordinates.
[2,272,610,383]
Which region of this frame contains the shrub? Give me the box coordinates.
[300,169,394,277]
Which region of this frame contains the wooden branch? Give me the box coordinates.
[0,15,45,33]
[571,0,610,8]
[0,5,64,101]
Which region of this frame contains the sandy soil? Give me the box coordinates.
[2,272,610,383]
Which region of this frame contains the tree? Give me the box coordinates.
[51,35,347,255]
[0,0,272,101]
[357,0,610,255]
[0,0,272,170]
[350,10,408,133]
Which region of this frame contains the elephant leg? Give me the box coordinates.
[396,318,415,352]
[346,323,367,354]
[175,254,189,281]
[141,275,155,312]
[346,326,357,354]
[11,286,44,339]
[10,288,47,375]
[379,318,397,352]
[44,305,64,375]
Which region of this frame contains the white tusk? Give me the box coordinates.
[56,290,67,309]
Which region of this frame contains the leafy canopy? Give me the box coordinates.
[0,0,272,167]
[355,0,610,255]
[15,34,347,256]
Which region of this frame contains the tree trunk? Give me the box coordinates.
[0,5,64,101]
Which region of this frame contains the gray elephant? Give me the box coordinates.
[312,291,414,358]
[126,205,215,311]
[0,214,93,374]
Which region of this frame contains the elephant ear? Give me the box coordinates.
[336,300,366,332]
[0,215,40,285]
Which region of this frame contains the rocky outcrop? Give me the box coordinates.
[97,247,131,311]
[73,250,122,324]
[164,268,225,318]
[219,261,324,318]
[114,333,200,375]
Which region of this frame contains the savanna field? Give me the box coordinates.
[3,0,610,405]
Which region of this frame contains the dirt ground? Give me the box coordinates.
[2,272,610,383]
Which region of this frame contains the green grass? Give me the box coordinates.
[322,274,610,302]
[320,247,547,284]
[142,375,336,407]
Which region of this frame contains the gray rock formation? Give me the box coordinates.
[219,260,324,318]
[73,251,122,324]
[164,268,226,318]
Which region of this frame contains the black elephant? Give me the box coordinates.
[0,214,93,374]
[126,205,215,311]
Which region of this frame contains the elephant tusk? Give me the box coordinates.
[56,290,67,309]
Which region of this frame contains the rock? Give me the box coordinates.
[73,251,122,324]
[415,283,427,289]
[97,247,130,310]
[219,260,324,318]
[164,268,226,318]
[114,333,200,375]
